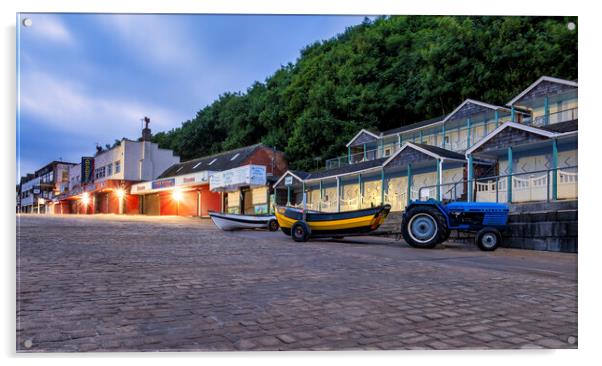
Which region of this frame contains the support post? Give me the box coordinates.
[511,105,515,122]
[544,96,550,125]
[319,180,323,211]
[552,138,558,200]
[467,154,473,202]
[336,177,341,212]
[348,146,351,164]
[494,110,499,128]
[407,164,412,206]
[507,147,513,203]
[437,159,442,200]
[287,186,291,206]
[357,174,362,209]
[442,124,446,149]
[466,118,472,149]
[398,134,402,149]
[419,130,423,144]
[363,144,367,161]
[380,168,385,205]
[380,139,384,158]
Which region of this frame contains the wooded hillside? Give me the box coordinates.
[152,16,577,170]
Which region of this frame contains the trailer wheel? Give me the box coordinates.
[268,219,279,232]
[402,206,448,249]
[291,221,311,242]
[476,227,501,251]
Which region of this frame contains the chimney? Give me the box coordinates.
[141,116,152,141]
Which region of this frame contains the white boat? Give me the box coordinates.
[208,211,279,231]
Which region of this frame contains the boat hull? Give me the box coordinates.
[209,212,276,231]
[275,205,391,237]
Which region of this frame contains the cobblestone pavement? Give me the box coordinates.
[16,214,577,352]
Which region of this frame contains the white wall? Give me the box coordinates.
[94,140,180,183]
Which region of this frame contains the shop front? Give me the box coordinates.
[131,170,221,217]
[210,165,272,215]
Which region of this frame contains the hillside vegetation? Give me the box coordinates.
[152,16,577,170]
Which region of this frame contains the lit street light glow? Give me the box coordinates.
[172,189,183,202]
[116,189,125,199]
[81,192,90,206]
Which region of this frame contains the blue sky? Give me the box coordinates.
[17,13,366,178]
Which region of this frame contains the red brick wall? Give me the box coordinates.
[243,147,288,177]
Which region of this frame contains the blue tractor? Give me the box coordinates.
[401,200,510,251]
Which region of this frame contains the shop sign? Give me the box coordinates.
[182,177,195,183]
[152,178,175,190]
[81,157,94,184]
[284,176,293,186]
[210,165,266,191]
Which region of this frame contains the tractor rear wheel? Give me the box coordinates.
[401,205,449,249]
[475,227,501,251]
[291,221,311,242]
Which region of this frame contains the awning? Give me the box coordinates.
[131,170,212,195]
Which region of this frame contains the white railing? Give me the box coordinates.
[474,168,577,203]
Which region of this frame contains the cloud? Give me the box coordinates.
[99,14,202,70]
[19,70,187,142]
[22,14,75,45]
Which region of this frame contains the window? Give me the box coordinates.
[114,160,121,174]
[384,148,392,157]
[94,166,106,179]
[230,153,240,161]
[107,163,113,176]
[208,158,217,165]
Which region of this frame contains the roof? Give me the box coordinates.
[441,99,512,124]
[410,143,467,161]
[307,158,388,180]
[538,119,578,133]
[157,144,264,178]
[380,115,445,136]
[507,76,578,106]
[345,129,381,147]
[466,122,561,155]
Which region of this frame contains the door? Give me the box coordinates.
[242,188,253,214]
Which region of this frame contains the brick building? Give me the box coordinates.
[131,144,287,216]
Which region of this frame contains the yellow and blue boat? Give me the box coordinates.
[275,204,391,242]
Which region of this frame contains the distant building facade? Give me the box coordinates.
[130,144,287,217]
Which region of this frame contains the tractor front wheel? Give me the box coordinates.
[401,206,448,249]
[475,227,501,251]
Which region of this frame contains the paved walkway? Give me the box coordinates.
[16,214,577,352]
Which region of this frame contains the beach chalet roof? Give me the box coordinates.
[466,122,578,155]
[345,129,381,147]
[507,76,578,107]
[380,115,445,137]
